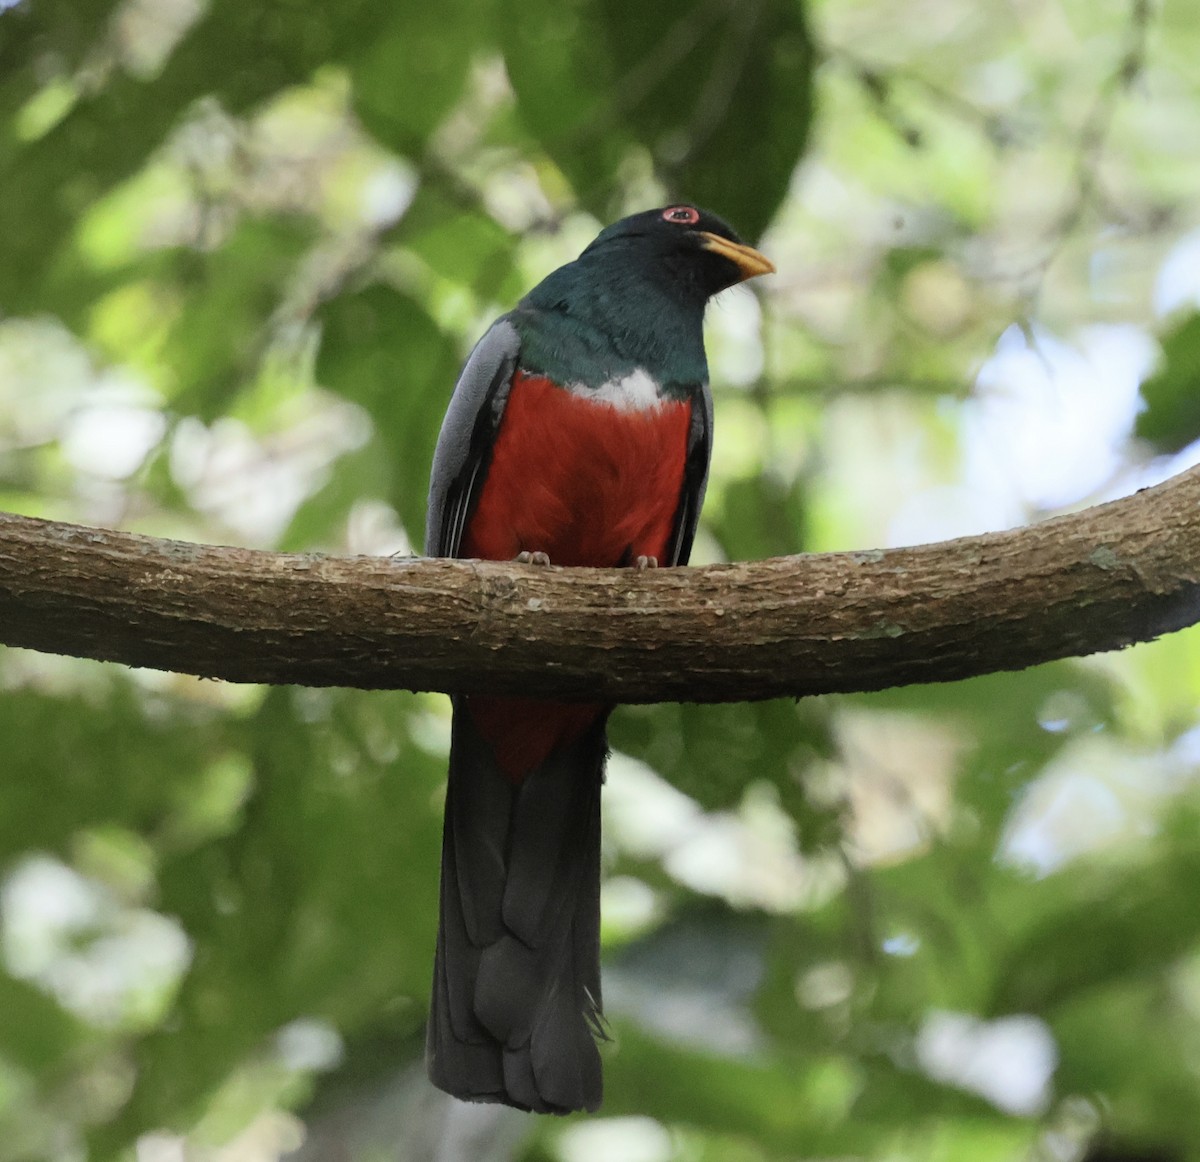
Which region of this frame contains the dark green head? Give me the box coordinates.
[578,204,774,306]
[514,205,774,389]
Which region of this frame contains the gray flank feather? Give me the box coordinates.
[666,380,713,566]
[425,319,521,557]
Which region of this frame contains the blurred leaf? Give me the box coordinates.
[317,283,461,542]
[1,0,305,315]
[1053,981,1200,1144]
[349,0,486,153]
[154,218,315,416]
[1083,1141,1185,1162]
[98,687,442,1154]
[396,192,521,302]
[603,1023,860,1153]
[709,472,810,560]
[501,0,813,237]
[1136,312,1200,453]
[0,0,119,129]
[604,1022,1002,1154]
[610,698,835,825]
[0,972,84,1074]
[0,680,230,858]
[863,663,1119,845]
[278,441,393,551]
[990,804,1200,1014]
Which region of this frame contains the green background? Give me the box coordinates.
[2,0,1200,1158]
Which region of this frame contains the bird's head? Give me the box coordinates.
[580,204,775,304]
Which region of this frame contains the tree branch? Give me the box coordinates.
[2,466,1198,703]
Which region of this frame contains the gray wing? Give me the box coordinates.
[665,381,713,566]
[425,319,521,558]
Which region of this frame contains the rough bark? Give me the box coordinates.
[1,465,1198,704]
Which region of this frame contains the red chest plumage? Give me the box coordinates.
[461,371,692,567]
[461,370,692,780]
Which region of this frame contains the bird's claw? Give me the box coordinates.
[635,555,658,570]
[516,550,552,567]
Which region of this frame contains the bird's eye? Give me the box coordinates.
[662,205,700,225]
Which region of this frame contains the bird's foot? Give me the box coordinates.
[634,555,658,570]
[516,550,552,567]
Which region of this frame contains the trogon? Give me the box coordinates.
[424,205,774,1113]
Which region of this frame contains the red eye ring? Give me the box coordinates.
[662,205,700,225]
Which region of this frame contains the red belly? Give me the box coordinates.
[462,371,692,779]
[462,371,692,566]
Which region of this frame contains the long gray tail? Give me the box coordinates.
[426,698,606,1114]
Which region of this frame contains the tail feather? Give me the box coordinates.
[426,697,606,1114]
[445,712,512,945]
[503,729,603,944]
[428,931,505,1098]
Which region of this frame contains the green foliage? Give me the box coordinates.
[2,0,1200,1159]
[91,687,443,1154]
[1136,313,1200,453]
[349,0,484,151]
[316,284,462,541]
[501,0,812,238]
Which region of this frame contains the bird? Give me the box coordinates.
[424,204,774,1114]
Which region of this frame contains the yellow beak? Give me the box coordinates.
[699,232,776,282]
